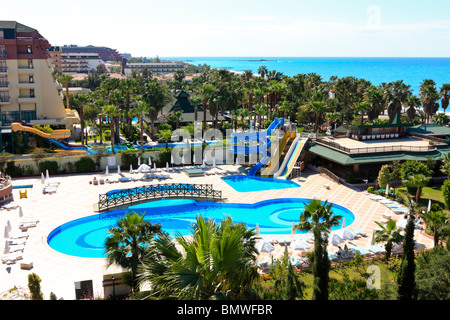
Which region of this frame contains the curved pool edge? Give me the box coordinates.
[46,197,356,259]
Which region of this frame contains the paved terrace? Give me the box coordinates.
[0,166,434,299]
[320,137,434,154]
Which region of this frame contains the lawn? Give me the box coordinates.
[396,182,449,214]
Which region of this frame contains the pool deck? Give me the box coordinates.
[0,165,434,299]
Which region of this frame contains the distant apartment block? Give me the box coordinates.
[124,62,184,77]
[61,45,123,62]
[0,21,79,132]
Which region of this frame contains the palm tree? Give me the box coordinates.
[102,104,119,154]
[295,199,342,300]
[403,174,430,203]
[420,79,440,124]
[105,212,163,292]
[372,220,404,260]
[354,101,371,125]
[59,73,73,108]
[119,78,138,137]
[134,99,149,151]
[364,85,384,121]
[422,210,449,247]
[168,110,183,129]
[439,83,450,113]
[440,153,450,179]
[157,129,172,149]
[383,80,411,122]
[142,78,171,140]
[238,108,250,131]
[136,216,260,300]
[199,83,216,134]
[73,93,88,144]
[405,95,421,122]
[307,99,328,133]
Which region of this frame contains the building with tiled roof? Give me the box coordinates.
[0,21,80,149]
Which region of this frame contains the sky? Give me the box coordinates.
[2,0,450,57]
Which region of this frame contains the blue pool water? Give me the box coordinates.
[222,175,300,192]
[47,198,354,258]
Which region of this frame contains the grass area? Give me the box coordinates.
[396,183,449,214]
[259,256,398,299]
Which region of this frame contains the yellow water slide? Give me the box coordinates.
[11,122,71,139]
[261,130,296,177]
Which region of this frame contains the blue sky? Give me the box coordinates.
[2,0,450,57]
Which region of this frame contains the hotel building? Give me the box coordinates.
[124,62,184,77]
[0,21,80,138]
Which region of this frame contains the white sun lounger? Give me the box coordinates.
[2,252,23,264]
[352,228,367,237]
[7,238,26,246]
[7,243,25,253]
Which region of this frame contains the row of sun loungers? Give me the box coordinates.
[2,207,37,267]
[205,168,240,175]
[364,192,409,214]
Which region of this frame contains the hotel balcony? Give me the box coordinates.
[0,81,9,88]
[17,81,36,89]
[0,67,7,74]
[18,95,36,103]
[0,95,10,104]
[18,66,35,73]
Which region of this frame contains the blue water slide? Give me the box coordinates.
[230,118,283,155]
[48,139,87,151]
[246,118,285,176]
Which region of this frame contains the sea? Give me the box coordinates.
[163,57,450,108]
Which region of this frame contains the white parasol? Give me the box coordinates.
[290,238,311,251]
[255,240,275,253]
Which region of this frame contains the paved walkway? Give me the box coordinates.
[0,166,434,299]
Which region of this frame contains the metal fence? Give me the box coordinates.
[97,183,222,211]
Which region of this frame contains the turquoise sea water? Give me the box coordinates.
[47,198,354,258]
[164,57,450,105]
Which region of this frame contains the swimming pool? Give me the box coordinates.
[47,198,354,258]
[222,175,300,192]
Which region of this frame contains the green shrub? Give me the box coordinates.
[121,151,140,169]
[346,174,355,184]
[441,179,450,209]
[4,161,25,177]
[75,157,96,173]
[367,186,374,193]
[38,160,59,175]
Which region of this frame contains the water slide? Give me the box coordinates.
[260,130,296,177]
[230,117,283,155]
[273,137,308,180]
[11,122,87,151]
[11,122,71,139]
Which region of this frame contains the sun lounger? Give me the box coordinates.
[7,238,26,246]
[6,231,29,239]
[352,228,367,237]
[43,186,57,194]
[7,243,25,253]
[391,207,409,214]
[20,222,36,231]
[367,244,385,254]
[354,246,372,256]
[2,252,23,264]
[20,216,39,224]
